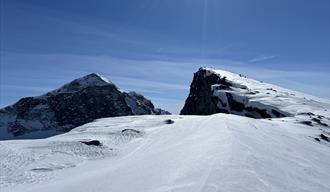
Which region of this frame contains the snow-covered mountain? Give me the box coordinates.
[0,68,329,192]
[181,67,329,125]
[1,114,329,192]
[0,73,169,140]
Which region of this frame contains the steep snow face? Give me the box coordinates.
[0,74,169,140]
[181,68,330,122]
[1,115,329,192]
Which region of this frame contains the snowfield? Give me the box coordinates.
[1,114,329,192]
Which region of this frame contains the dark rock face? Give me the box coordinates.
[124,91,171,115]
[320,134,329,142]
[0,73,170,139]
[48,85,132,128]
[180,68,289,119]
[314,134,330,142]
[180,68,227,115]
[154,108,171,115]
[125,92,156,115]
[300,121,313,126]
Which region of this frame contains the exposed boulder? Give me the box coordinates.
[165,119,175,124]
[121,129,143,137]
[80,140,102,146]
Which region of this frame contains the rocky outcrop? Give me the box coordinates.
[181,68,289,118]
[0,73,170,139]
[180,68,228,115]
[124,91,170,115]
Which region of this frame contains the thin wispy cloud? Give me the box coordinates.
[249,55,276,63]
[1,85,51,92]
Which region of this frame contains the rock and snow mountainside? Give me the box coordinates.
[0,68,329,192]
[0,115,329,192]
[0,73,169,140]
[181,67,330,124]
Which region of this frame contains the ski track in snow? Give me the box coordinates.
[1,115,329,192]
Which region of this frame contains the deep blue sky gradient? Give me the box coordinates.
[1,0,329,113]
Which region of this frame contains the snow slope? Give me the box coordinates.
[208,68,329,116]
[1,114,329,192]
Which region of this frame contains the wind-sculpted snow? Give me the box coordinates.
[0,115,151,188]
[1,115,329,192]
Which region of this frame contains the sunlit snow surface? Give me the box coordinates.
[1,114,329,192]
[205,67,330,117]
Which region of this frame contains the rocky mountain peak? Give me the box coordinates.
[0,73,170,140]
[80,73,112,84]
[180,67,232,116]
[48,73,115,95]
[181,67,329,121]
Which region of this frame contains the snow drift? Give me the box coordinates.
[1,114,329,192]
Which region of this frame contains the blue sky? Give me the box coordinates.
[1,0,329,113]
